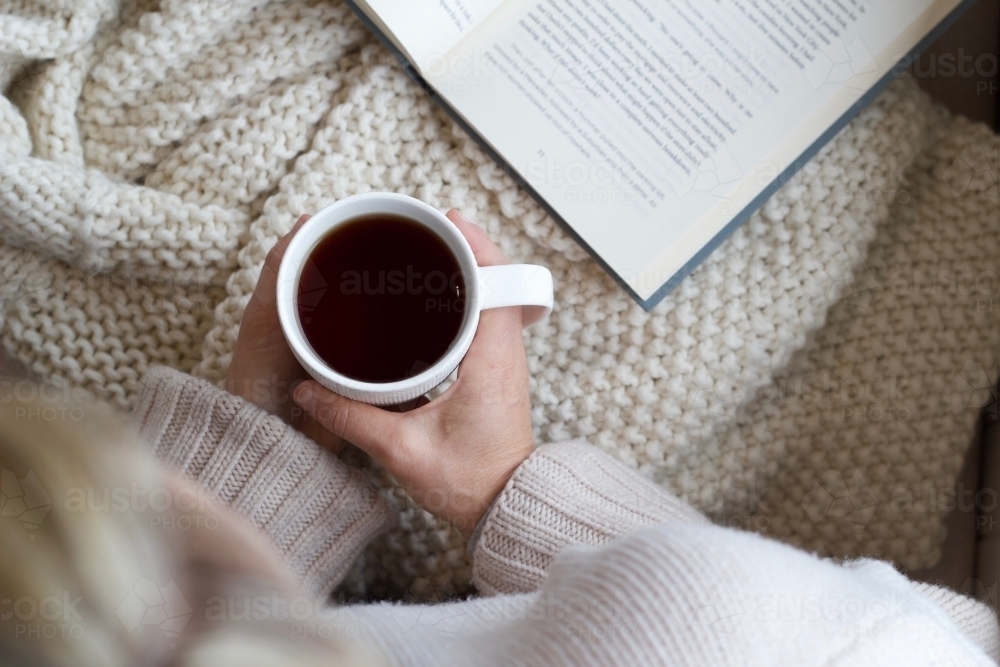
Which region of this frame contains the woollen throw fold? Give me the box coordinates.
[1,0,997,599]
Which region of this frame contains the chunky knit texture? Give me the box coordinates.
[719,109,1000,559]
[1,0,997,599]
[133,365,1000,666]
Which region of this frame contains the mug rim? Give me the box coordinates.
[275,193,482,398]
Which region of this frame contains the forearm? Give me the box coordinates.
[131,365,393,597]
[471,439,708,595]
[348,522,998,666]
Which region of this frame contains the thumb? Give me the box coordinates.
[292,381,400,459]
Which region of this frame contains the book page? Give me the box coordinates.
[425,0,956,301]
[362,0,507,71]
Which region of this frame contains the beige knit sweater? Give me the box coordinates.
[134,365,1000,666]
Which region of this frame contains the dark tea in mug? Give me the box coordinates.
[297,215,466,383]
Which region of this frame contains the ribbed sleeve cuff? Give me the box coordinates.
[913,582,1000,661]
[471,440,708,595]
[132,365,392,597]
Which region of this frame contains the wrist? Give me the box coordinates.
[223,372,301,421]
[455,447,531,539]
[465,493,501,553]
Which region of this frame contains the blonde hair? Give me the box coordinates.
[0,383,376,667]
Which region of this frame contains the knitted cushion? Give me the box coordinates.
[1,0,997,600]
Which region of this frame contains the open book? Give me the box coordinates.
[344,0,973,309]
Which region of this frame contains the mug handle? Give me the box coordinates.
[478,264,554,327]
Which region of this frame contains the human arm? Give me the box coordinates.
[286,210,708,595]
[484,524,1000,665]
[130,212,397,595]
[469,439,709,594]
[290,210,536,538]
[467,440,1000,661]
[132,364,392,597]
[344,520,998,667]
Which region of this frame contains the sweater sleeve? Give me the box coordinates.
[471,439,708,595]
[131,365,393,597]
[911,582,1000,662]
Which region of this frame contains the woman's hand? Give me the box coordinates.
[225,214,344,452]
[292,210,536,537]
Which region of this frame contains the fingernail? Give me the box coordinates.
[293,382,314,407]
[454,209,478,227]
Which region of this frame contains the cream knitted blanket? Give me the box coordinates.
[2,0,997,599]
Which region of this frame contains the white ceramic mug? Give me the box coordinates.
[276,193,554,405]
